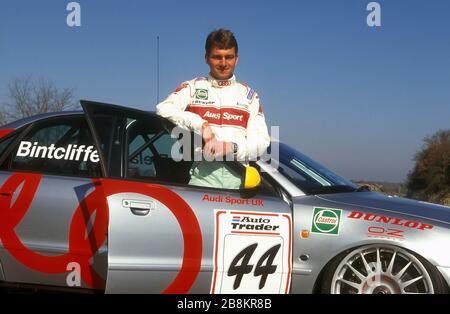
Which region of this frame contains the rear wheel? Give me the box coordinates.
[321,244,446,294]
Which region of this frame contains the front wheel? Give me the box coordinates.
[321,244,447,294]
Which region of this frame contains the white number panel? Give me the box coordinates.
[211,210,292,294]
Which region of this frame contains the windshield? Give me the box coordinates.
[272,142,357,195]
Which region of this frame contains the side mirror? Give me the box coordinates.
[244,166,261,189]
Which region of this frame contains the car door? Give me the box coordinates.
[82,101,294,294]
[0,114,107,290]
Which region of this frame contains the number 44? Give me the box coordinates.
[227,243,281,290]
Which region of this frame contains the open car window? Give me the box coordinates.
[125,117,194,185]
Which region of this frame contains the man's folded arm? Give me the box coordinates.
[156,83,206,133]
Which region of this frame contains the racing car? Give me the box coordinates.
[0,100,449,294]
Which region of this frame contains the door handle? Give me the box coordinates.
[0,191,13,197]
[130,208,150,216]
[122,199,155,216]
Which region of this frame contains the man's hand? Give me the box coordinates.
[201,122,215,143]
[203,140,234,160]
[201,122,235,159]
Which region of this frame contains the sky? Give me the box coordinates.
[0,0,449,182]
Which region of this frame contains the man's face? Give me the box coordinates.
[205,46,238,80]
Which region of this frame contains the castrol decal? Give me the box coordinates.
[311,207,342,235]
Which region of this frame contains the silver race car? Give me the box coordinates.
[0,101,448,294]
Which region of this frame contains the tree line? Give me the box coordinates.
[407,130,450,206]
[0,76,77,126]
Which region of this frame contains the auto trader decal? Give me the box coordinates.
[211,210,292,294]
[0,173,202,293]
[311,207,342,235]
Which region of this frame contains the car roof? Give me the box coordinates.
[0,105,157,131]
[0,111,84,130]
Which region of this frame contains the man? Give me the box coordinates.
[156,29,270,189]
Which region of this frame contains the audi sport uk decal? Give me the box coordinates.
[211,210,292,294]
[202,194,264,207]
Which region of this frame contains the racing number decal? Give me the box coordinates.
[228,243,258,290]
[211,210,292,294]
[253,244,281,289]
[228,243,281,290]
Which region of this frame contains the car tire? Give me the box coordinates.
[320,244,447,294]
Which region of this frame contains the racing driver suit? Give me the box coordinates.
[156,75,270,189]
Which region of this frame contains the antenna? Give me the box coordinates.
[157,35,160,104]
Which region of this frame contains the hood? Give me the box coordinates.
[316,191,450,225]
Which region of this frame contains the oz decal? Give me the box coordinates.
[211,210,292,294]
[311,207,342,235]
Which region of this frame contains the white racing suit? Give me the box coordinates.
[156,75,270,189]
